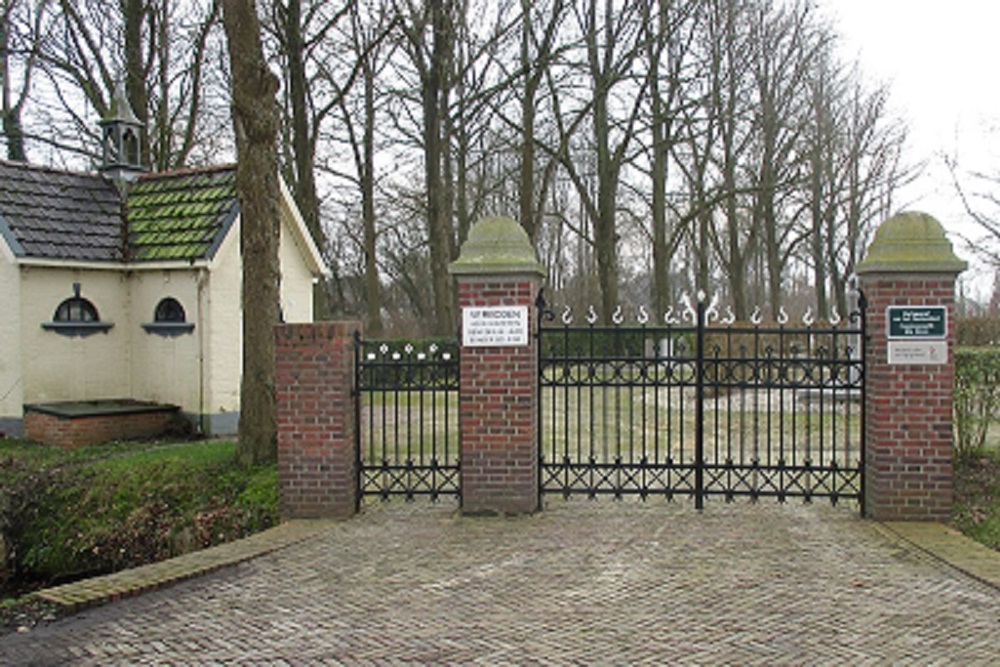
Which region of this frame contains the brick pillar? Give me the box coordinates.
[856,212,966,521]
[275,321,361,519]
[449,217,545,515]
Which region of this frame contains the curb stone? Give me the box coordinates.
[32,519,337,612]
[877,520,1000,591]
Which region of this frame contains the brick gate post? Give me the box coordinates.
[275,321,362,519]
[856,212,966,521]
[449,217,545,515]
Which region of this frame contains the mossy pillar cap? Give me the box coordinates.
[856,211,967,275]
[448,216,545,276]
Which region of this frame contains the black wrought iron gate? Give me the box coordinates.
[538,296,865,508]
[355,336,460,500]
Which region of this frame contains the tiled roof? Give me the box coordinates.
[0,161,240,264]
[127,166,238,262]
[0,160,124,261]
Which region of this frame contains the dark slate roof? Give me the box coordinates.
[0,161,240,264]
[127,166,238,262]
[0,160,124,261]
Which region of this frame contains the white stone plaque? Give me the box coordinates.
[462,306,529,347]
[887,340,947,365]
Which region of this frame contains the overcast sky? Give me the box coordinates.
[819,0,999,283]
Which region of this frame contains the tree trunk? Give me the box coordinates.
[518,0,537,243]
[284,0,332,320]
[361,60,383,336]
[222,0,281,467]
[423,0,455,336]
[1,11,27,162]
[647,0,670,318]
[123,0,150,167]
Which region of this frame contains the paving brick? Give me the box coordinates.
[2,501,999,664]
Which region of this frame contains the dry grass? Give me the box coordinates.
[359,385,862,470]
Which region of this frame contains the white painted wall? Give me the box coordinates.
[0,247,23,427]
[128,268,203,415]
[280,211,316,324]
[201,210,320,429]
[20,267,132,404]
[205,221,243,426]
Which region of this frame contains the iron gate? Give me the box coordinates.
[354,335,460,500]
[538,295,865,508]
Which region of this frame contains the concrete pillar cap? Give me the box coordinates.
[856,211,967,275]
[448,216,545,277]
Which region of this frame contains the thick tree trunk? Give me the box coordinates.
[222,0,281,467]
[423,0,455,336]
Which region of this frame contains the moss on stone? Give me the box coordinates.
[856,211,967,274]
[448,216,544,276]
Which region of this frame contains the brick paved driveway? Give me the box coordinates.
[2,501,998,665]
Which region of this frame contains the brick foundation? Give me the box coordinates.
[24,400,179,448]
[275,321,360,519]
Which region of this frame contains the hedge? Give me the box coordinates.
[954,347,1000,456]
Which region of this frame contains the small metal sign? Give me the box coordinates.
[887,306,946,339]
[462,306,529,347]
[888,341,947,365]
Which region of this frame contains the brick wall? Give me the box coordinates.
[861,275,956,521]
[275,321,360,519]
[24,407,177,448]
[456,276,541,514]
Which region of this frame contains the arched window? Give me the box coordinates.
[143,296,194,337]
[154,297,186,323]
[54,297,99,323]
[43,284,113,337]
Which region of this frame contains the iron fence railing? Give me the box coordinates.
[538,297,866,509]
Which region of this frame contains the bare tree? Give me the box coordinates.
[221,0,282,466]
[748,0,823,316]
[397,0,458,335]
[332,0,399,336]
[641,0,699,316]
[268,0,357,319]
[949,155,1000,269]
[557,0,648,321]
[24,0,225,169]
[1,0,47,161]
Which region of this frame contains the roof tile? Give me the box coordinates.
[0,160,238,264]
[0,161,123,262]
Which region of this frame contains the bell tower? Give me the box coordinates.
[99,82,147,183]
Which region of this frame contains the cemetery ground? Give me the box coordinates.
[1,428,998,637]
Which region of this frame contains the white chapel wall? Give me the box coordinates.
[20,267,132,404]
[0,250,23,432]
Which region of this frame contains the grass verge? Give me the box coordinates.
[1,437,278,629]
[952,448,1000,551]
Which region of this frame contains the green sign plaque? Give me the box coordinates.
[887,306,946,339]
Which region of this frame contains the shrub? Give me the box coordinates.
[956,317,1000,347]
[954,347,1000,456]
